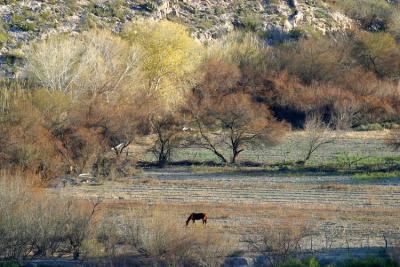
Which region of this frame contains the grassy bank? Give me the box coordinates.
[353,171,400,180]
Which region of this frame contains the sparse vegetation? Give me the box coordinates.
[0,23,8,49]
[0,175,233,266]
[301,113,335,165]
[0,1,400,265]
[353,171,400,180]
[325,0,394,31]
[0,174,99,262]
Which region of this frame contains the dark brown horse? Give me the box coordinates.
[186,213,208,226]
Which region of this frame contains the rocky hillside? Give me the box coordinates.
[0,0,355,48]
[0,0,355,76]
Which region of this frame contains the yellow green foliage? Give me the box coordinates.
[353,31,400,78]
[123,20,203,110]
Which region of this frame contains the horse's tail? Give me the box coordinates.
[186,213,193,226]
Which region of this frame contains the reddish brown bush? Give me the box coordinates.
[0,95,62,181]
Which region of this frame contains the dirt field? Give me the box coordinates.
[50,168,400,253]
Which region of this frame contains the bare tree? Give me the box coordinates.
[75,29,141,97]
[183,58,288,164]
[25,36,84,92]
[103,102,138,159]
[26,29,141,97]
[149,113,186,167]
[332,97,362,130]
[187,90,287,164]
[300,113,335,165]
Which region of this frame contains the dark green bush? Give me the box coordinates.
[141,1,159,12]
[289,28,305,40]
[0,261,20,267]
[9,13,36,31]
[0,25,8,48]
[89,1,125,21]
[279,257,320,267]
[332,0,393,32]
[0,0,20,4]
[355,123,384,131]
[237,12,264,32]
[338,257,398,267]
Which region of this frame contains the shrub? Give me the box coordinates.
[0,0,20,3]
[140,1,159,12]
[8,13,36,31]
[281,36,349,84]
[352,32,400,79]
[0,23,8,48]
[389,8,400,41]
[337,257,398,267]
[386,129,400,152]
[89,0,126,21]
[288,28,305,40]
[96,207,233,267]
[0,175,99,261]
[355,123,384,131]
[330,0,393,31]
[245,220,312,265]
[279,257,320,267]
[236,12,264,32]
[0,261,19,267]
[208,31,269,72]
[0,92,63,181]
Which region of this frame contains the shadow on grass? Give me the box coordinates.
[138,160,400,179]
[21,256,148,267]
[14,246,394,267]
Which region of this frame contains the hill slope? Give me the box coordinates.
[0,0,354,50]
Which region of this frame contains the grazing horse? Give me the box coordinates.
[186,213,208,226]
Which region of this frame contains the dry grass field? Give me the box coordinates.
[50,169,400,254]
[1,131,399,265]
[42,131,400,259]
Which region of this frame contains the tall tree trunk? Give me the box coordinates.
[230,137,243,164]
[231,148,242,164]
[158,140,167,168]
[213,149,227,164]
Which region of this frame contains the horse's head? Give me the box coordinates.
[186,213,193,226]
